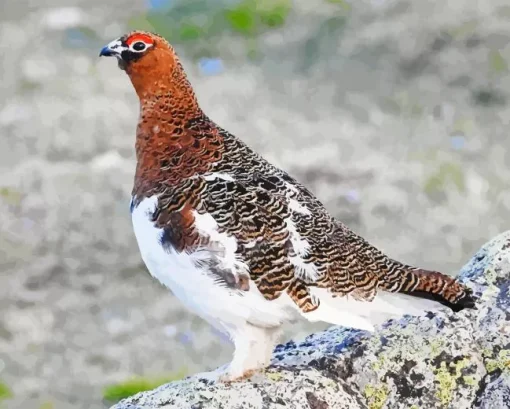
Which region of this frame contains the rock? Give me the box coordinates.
[110,231,510,409]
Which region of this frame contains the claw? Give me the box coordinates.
[218,369,258,384]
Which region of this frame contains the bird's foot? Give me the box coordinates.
[212,323,282,384]
[194,364,260,384]
[218,368,259,384]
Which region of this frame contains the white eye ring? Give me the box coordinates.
[129,41,151,53]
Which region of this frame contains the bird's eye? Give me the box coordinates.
[132,41,147,52]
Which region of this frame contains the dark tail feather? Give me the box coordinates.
[342,230,477,312]
[393,268,477,312]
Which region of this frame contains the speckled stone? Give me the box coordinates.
[111,231,510,409]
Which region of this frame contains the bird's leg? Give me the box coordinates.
[219,323,281,383]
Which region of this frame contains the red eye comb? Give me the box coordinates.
[126,33,154,46]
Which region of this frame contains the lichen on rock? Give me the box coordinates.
[111,232,510,409]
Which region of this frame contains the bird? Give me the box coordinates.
[99,31,476,382]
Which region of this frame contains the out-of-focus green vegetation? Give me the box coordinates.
[0,187,23,206]
[128,0,290,41]
[0,382,12,402]
[103,368,187,403]
[489,50,508,74]
[424,162,466,196]
[225,0,291,34]
[125,0,349,59]
[325,0,352,11]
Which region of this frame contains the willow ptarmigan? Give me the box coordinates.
[100,31,476,381]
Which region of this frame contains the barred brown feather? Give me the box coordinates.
[114,30,476,318]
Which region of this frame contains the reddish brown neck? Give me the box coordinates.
[134,66,205,158]
[129,63,224,200]
[130,64,201,110]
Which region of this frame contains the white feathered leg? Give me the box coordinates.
[219,323,282,382]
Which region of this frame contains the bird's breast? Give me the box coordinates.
[130,194,293,330]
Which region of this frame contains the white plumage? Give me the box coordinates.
[131,195,297,379]
[129,194,434,380]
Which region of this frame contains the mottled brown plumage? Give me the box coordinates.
[101,31,476,381]
[113,30,475,312]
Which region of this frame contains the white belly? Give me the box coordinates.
[130,196,294,334]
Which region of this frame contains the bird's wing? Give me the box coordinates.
[148,131,474,320]
[149,159,382,316]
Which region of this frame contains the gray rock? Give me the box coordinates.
[111,231,510,409]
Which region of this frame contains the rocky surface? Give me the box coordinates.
[111,231,510,409]
[2,0,510,408]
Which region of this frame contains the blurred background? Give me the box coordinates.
[1,0,510,407]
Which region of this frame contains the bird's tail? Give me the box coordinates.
[335,227,477,314]
[304,260,476,332]
[309,229,478,330]
[379,264,477,313]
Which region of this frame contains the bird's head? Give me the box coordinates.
[100,31,186,99]
[99,31,160,70]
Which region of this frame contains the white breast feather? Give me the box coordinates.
[131,195,294,332]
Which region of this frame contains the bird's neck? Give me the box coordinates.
[132,77,225,200]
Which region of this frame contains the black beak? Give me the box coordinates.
[99,45,115,57]
[99,39,128,70]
